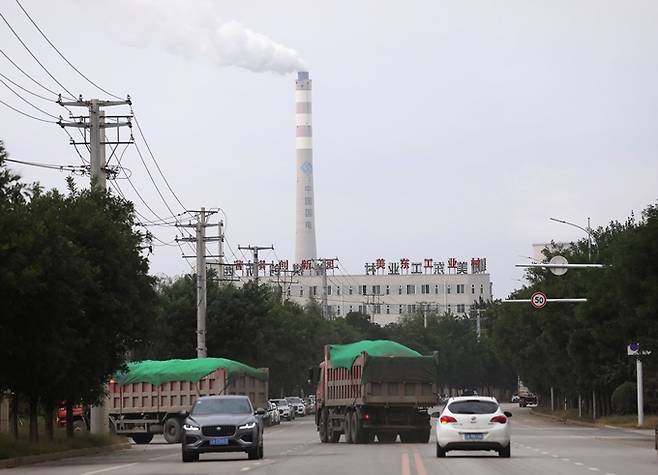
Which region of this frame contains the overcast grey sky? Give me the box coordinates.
[2,0,657,298]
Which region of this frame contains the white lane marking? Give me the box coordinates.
[605,473,616,475]
[575,462,584,466]
[561,458,571,462]
[541,451,549,455]
[588,469,600,472]
[551,454,559,458]
[80,463,138,475]
[241,468,250,472]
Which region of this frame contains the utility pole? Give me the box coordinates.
[238,244,274,284]
[177,208,220,358]
[217,220,225,285]
[58,97,132,191]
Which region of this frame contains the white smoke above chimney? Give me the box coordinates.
[88,1,305,74]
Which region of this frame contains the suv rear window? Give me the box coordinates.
[448,400,499,414]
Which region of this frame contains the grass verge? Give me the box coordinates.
[0,433,128,460]
[532,407,658,429]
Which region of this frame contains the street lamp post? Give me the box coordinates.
[549,217,594,262]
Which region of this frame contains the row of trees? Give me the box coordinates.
[143,275,516,397]
[485,203,658,416]
[0,142,157,440]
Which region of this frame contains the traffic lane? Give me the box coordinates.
[0,418,300,475]
[421,404,656,475]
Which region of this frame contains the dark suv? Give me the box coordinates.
[182,395,265,462]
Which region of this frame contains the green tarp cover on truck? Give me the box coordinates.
[329,340,437,384]
[329,340,422,368]
[115,358,267,386]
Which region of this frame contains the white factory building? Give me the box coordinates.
[223,257,492,326]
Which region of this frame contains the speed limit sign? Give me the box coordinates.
[530,291,547,309]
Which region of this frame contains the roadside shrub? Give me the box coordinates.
[611,382,637,415]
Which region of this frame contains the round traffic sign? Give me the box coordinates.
[549,255,569,276]
[530,291,547,309]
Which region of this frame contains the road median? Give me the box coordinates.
[530,408,655,437]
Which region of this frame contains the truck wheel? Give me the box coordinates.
[377,432,396,444]
[498,445,511,458]
[363,430,375,444]
[344,412,353,444]
[163,418,182,444]
[132,433,154,444]
[399,431,414,443]
[352,412,364,444]
[182,449,199,462]
[327,417,340,443]
[319,409,329,443]
[416,428,430,443]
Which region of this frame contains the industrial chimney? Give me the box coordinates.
[294,71,317,264]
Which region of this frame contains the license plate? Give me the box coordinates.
[464,433,484,441]
[209,437,229,446]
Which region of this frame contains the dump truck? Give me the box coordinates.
[311,340,438,444]
[107,358,268,444]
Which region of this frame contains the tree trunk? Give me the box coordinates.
[11,394,19,439]
[44,401,54,440]
[28,395,38,443]
[66,401,74,439]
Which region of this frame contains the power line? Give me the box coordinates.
[13,0,123,100]
[0,10,76,99]
[0,47,60,98]
[0,76,59,119]
[132,113,187,211]
[4,157,86,173]
[0,71,53,102]
[0,98,55,123]
[132,141,181,219]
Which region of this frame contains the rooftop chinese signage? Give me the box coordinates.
[364,258,487,275]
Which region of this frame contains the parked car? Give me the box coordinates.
[511,394,519,403]
[432,396,512,458]
[286,396,306,417]
[265,401,280,426]
[519,393,538,407]
[270,398,293,421]
[181,395,265,462]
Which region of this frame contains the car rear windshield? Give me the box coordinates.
[272,400,289,406]
[192,398,252,415]
[448,400,499,414]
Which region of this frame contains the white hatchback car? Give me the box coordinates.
[433,396,512,458]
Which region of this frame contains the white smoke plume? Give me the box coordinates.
[91,1,306,74]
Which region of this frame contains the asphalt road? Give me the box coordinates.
[3,405,657,475]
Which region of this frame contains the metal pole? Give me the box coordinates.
[253,248,259,284]
[196,208,207,358]
[637,357,644,427]
[321,261,328,319]
[423,305,427,329]
[476,309,481,341]
[587,217,592,263]
[218,220,225,285]
[578,393,582,418]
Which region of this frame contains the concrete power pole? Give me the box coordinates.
[58,97,132,191]
[238,245,274,284]
[177,208,220,358]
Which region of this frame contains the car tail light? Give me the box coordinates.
[439,415,457,424]
[490,415,507,424]
[361,412,370,420]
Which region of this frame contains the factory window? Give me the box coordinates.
[435,284,439,294]
[374,305,381,314]
[305,185,312,192]
[399,305,403,314]
[472,284,475,294]
[327,286,332,296]
[386,285,390,295]
[386,305,390,314]
[305,197,313,205]
[408,304,416,313]
[349,286,353,295]
[421,284,430,294]
[362,285,367,295]
[359,305,366,313]
[300,287,304,297]
[305,222,312,229]
[337,286,341,296]
[456,284,465,294]
[446,284,451,294]
[349,305,353,312]
[481,284,484,294]
[448,304,452,313]
[312,286,317,296]
[457,304,465,314]
[398,286,403,295]
[305,208,313,217]
[337,306,341,316]
[406,284,416,295]
[372,285,380,295]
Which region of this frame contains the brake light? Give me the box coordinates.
[361,413,370,420]
[440,415,457,424]
[490,415,507,424]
